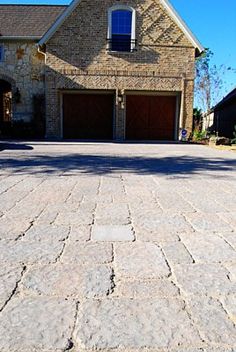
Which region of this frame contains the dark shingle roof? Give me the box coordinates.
[215,87,236,110]
[0,5,67,38]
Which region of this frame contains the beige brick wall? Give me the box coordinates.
[0,41,45,122]
[45,0,196,139]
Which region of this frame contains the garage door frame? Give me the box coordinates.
[60,89,116,140]
[124,91,181,141]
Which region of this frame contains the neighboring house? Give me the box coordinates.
[202,109,214,132]
[0,0,203,140]
[213,87,236,138]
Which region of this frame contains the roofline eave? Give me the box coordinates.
[0,36,41,41]
[160,0,204,54]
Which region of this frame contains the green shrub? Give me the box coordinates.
[231,125,236,144]
[193,129,207,141]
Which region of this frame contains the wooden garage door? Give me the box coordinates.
[126,95,177,140]
[63,93,114,139]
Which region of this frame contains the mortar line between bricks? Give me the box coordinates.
[0,175,26,197]
[170,267,209,346]
[64,179,79,204]
[181,212,196,233]
[216,212,236,231]
[218,233,236,252]
[2,177,47,217]
[180,238,196,264]
[65,300,80,352]
[15,205,48,241]
[0,265,27,313]
[216,297,236,330]
[55,226,72,263]
[181,296,207,345]
[158,245,172,279]
[119,174,136,240]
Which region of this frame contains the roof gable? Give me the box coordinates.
[39,0,204,54]
[0,5,66,39]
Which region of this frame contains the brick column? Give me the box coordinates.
[183,79,194,136]
[115,89,125,140]
[45,73,61,139]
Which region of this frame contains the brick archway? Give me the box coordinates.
[0,73,16,91]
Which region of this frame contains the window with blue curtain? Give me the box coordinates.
[111,9,132,52]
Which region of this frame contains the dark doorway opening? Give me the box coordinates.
[0,80,12,135]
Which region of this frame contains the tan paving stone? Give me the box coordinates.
[115,242,170,279]
[0,297,75,351]
[95,203,130,225]
[173,263,236,295]
[0,216,31,240]
[162,242,194,265]
[62,242,113,265]
[74,298,201,349]
[0,240,63,264]
[180,233,236,263]
[187,296,236,345]
[69,225,91,241]
[115,279,179,298]
[22,264,113,298]
[24,224,69,242]
[185,213,233,233]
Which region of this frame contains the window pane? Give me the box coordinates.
[112,10,132,35]
[0,47,3,61]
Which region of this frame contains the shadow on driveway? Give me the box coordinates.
[0,152,236,177]
[0,142,33,151]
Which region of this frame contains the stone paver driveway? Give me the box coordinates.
[0,141,236,352]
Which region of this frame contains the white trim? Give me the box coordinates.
[39,0,80,46]
[107,5,136,51]
[160,0,204,54]
[39,0,203,54]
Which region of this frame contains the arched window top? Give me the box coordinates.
[107,5,136,52]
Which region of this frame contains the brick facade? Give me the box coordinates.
[45,0,196,140]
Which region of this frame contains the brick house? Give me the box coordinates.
[0,0,203,140]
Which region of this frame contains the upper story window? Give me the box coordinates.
[107,5,136,52]
[0,46,4,62]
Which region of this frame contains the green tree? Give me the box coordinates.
[193,107,202,131]
[195,49,232,112]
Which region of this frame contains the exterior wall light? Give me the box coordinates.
[14,88,21,103]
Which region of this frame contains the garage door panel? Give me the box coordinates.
[63,93,114,139]
[126,95,176,140]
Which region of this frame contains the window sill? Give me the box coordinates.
[107,49,137,54]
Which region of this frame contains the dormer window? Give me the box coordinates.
[107,6,136,52]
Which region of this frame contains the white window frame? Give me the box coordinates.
[107,5,136,52]
[0,45,4,62]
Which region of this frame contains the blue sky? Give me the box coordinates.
[1,0,235,97]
